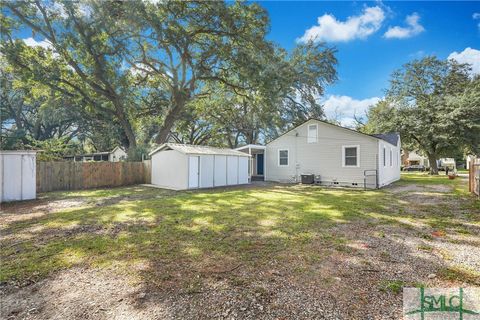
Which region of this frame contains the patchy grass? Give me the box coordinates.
[439,266,480,285]
[1,173,478,288]
[379,280,406,294]
[1,185,383,282]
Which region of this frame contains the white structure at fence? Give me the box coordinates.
[149,144,250,190]
[0,150,37,202]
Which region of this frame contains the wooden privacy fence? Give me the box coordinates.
[469,158,480,196]
[37,161,151,193]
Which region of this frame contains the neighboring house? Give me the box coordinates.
[402,150,430,167]
[64,146,127,162]
[238,119,401,189]
[402,150,456,170]
[149,143,250,190]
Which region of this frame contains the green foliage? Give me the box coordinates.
[27,137,81,161]
[3,0,339,154]
[361,56,479,174]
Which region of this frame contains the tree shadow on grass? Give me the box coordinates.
[1,181,479,318]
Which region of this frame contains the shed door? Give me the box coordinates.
[188,156,200,189]
[3,155,22,201]
[238,157,249,184]
[213,155,227,187]
[200,155,214,188]
[227,156,238,185]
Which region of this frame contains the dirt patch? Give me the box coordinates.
[0,198,88,228]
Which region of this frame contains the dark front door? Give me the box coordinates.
[256,154,264,175]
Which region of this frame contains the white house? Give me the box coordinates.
[402,150,456,170]
[402,150,430,167]
[64,146,127,162]
[149,143,250,190]
[239,119,401,189]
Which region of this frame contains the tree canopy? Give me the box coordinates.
[360,56,479,174]
[2,0,337,157]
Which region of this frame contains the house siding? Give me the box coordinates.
[265,119,387,188]
[108,147,127,162]
[377,138,401,187]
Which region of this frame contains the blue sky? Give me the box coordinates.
[260,1,480,125]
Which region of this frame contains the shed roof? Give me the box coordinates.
[149,143,250,157]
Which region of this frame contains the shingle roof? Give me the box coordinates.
[371,133,400,146]
[149,143,250,157]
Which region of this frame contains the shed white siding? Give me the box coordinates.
[149,144,250,190]
[238,157,249,184]
[213,155,227,187]
[0,151,37,202]
[200,155,214,188]
[151,150,188,190]
[227,156,239,185]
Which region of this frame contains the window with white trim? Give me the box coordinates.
[278,149,289,166]
[343,145,359,167]
[307,124,318,143]
[390,148,393,167]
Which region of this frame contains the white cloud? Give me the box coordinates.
[23,37,53,50]
[322,95,381,127]
[474,13,480,30]
[298,6,385,43]
[384,13,424,39]
[448,47,480,75]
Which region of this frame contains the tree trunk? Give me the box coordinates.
[112,99,137,150]
[427,153,439,175]
[155,97,186,144]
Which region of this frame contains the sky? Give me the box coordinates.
[259,1,480,126]
[14,1,480,127]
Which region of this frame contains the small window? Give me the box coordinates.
[307,124,317,143]
[343,145,359,167]
[383,147,386,167]
[278,149,289,166]
[390,149,393,167]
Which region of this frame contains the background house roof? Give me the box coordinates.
[149,143,250,157]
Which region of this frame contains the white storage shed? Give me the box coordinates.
[0,150,37,202]
[149,144,250,190]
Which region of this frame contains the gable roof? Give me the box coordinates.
[267,118,400,147]
[371,133,400,146]
[149,143,250,157]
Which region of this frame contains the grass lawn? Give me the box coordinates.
[1,173,479,319]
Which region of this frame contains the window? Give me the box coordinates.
[383,147,386,167]
[278,149,289,166]
[307,124,318,143]
[390,148,393,167]
[342,145,359,167]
